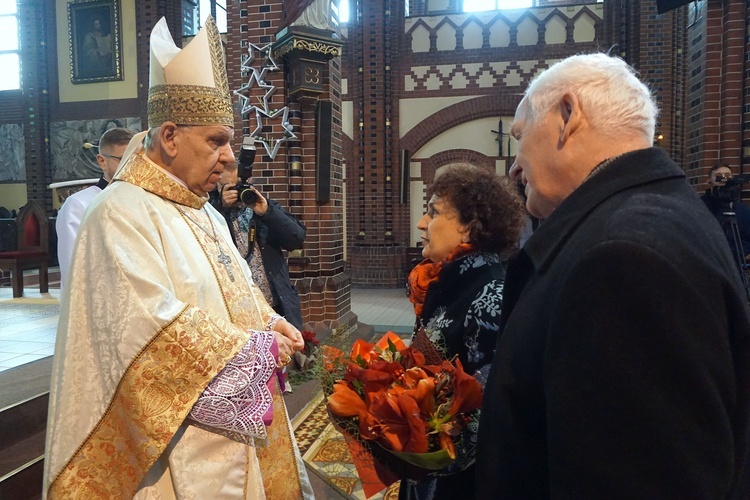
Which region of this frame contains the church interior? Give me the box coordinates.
[0,0,748,497]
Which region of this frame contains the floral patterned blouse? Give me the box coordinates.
[415,251,505,375]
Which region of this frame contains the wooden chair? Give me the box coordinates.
[0,201,49,298]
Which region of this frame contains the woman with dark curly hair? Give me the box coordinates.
[399,163,525,500]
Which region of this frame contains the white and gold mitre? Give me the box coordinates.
[147,16,233,128]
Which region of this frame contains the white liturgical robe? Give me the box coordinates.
[43,151,313,499]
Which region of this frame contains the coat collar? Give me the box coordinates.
[521,147,685,274]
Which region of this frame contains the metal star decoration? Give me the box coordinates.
[250,107,295,159]
[233,42,295,159]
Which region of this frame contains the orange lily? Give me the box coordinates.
[327,330,483,479]
[366,391,429,454]
[375,331,407,352]
[350,339,376,364]
[400,366,431,390]
[328,381,368,418]
[399,347,427,370]
[345,359,402,388]
[322,345,345,372]
[438,431,456,459]
[447,359,483,417]
[403,377,436,416]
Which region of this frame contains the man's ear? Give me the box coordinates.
[558,92,584,144]
[96,153,106,172]
[159,122,179,160]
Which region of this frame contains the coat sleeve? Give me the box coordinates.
[256,199,306,251]
[544,240,739,498]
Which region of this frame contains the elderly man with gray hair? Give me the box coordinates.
[44,17,311,499]
[476,53,750,498]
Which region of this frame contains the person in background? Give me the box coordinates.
[210,162,306,331]
[475,52,750,498]
[55,127,134,288]
[44,17,313,499]
[701,162,750,260]
[399,163,525,500]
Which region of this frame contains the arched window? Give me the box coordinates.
[339,0,350,23]
[0,0,20,91]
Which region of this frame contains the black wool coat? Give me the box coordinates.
[476,148,750,499]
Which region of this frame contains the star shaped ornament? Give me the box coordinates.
[234,41,291,159]
[251,107,297,159]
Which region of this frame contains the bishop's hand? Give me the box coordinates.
[273,319,305,352]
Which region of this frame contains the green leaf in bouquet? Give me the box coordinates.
[355,353,368,368]
[382,445,455,471]
[387,338,398,354]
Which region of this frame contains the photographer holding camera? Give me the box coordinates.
[210,140,307,332]
[701,163,750,261]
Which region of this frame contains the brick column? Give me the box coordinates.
[228,0,354,330]
[344,0,410,287]
[19,0,53,212]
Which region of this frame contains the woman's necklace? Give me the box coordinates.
[173,203,236,282]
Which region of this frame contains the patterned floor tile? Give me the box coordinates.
[293,392,401,500]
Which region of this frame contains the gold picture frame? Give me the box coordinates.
[68,0,123,84]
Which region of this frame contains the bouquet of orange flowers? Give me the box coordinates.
[323,332,483,496]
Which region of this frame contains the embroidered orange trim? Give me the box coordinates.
[257,379,305,500]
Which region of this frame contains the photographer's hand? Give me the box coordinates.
[248,187,268,216]
[221,183,238,208]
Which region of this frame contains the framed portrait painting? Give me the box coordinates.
[68,0,123,84]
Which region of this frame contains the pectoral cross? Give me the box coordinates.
[217,249,235,282]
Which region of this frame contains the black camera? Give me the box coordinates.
[712,173,750,203]
[231,137,258,205]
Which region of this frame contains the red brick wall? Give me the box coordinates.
[679,0,746,192]
[343,0,411,287]
[229,0,353,328]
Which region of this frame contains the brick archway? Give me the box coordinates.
[420,149,495,187]
[400,94,521,156]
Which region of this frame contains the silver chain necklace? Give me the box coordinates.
[173,203,235,282]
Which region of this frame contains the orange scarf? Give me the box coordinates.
[407,243,474,317]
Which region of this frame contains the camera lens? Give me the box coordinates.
[239,187,257,205]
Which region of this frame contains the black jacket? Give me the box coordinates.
[210,193,307,329]
[476,148,750,499]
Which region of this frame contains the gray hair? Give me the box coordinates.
[143,124,193,150]
[144,127,159,150]
[524,53,658,140]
